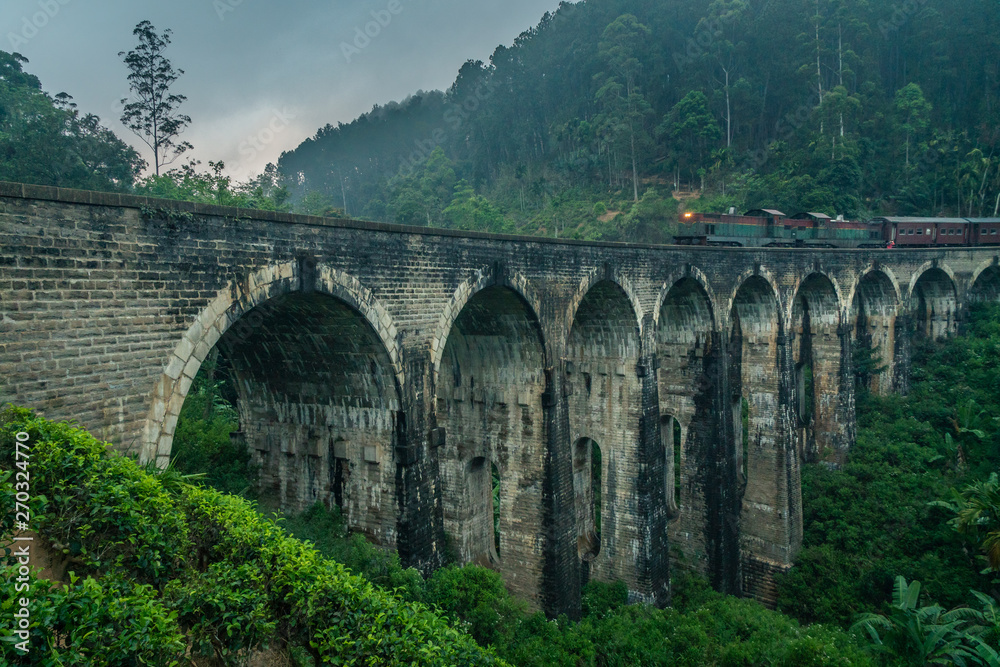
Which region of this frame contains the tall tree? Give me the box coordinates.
[119,21,192,175]
[660,90,722,190]
[893,82,931,169]
[696,0,751,149]
[596,14,653,202]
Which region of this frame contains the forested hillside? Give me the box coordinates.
[3,1,997,242]
[278,0,1000,241]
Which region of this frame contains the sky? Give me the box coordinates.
[2,0,564,179]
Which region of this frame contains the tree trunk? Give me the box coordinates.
[815,0,824,134]
[630,130,639,202]
[838,24,844,86]
[725,67,732,148]
[339,170,349,216]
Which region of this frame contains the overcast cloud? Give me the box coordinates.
[2,0,563,179]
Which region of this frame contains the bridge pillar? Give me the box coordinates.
[544,365,583,618]
[636,348,671,607]
[563,276,654,609]
[836,322,858,457]
[893,313,912,396]
[729,277,802,606]
[395,354,444,575]
[737,328,803,606]
[705,331,742,595]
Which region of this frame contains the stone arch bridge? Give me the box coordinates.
[2,182,999,615]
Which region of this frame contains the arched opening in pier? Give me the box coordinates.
[660,415,683,519]
[436,285,547,601]
[566,279,641,581]
[911,268,958,340]
[207,292,402,545]
[656,277,716,578]
[573,437,602,562]
[850,271,898,395]
[970,266,1000,305]
[791,274,842,462]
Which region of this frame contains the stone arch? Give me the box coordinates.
[846,265,903,312]
[787,272,844,328]
[907,261,957,301]
[655,275,717,578]
[726,268,784,333]
[660,415,683,520]
[435,281,549,605]
[141,262,405,545]
[655,269,718,340]
[141,263,404,467]
[909,266,958,339]
[565,268,645,344]
[466,456,500,565]
[731,274,783,337]
[566,279,642,359]
[849,268,900,395]
[565,278,642,584]
[430,266,548,394]
[790,273,844,462]
[969,261,1000,304]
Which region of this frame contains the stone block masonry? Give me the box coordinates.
[2,181,999,615]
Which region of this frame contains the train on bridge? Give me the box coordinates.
[674,208,1000,248]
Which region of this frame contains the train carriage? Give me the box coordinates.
[969,218,1000,244]
[677,211,1000,249]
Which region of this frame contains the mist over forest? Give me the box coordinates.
[273,0,1000,241]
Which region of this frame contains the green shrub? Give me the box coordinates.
[0,568,185,665]
[424,565,529,647]
[0,407,507,666]
[581,579,628,619]
[0,406,190,588]
[170,360,257,498]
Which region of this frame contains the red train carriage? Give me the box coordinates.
[871,217,968,246]
[970,218,1000,244]
[870,217,1000,247]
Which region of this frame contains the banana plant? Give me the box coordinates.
[933,473,1000,571]
[852,576,984,666]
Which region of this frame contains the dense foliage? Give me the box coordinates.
[0,51,307,214]
[0,52,144,191]
[169,350,258,498]
[280,500,875,666]
[0,407,505,665]
[278,0,1000,239]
